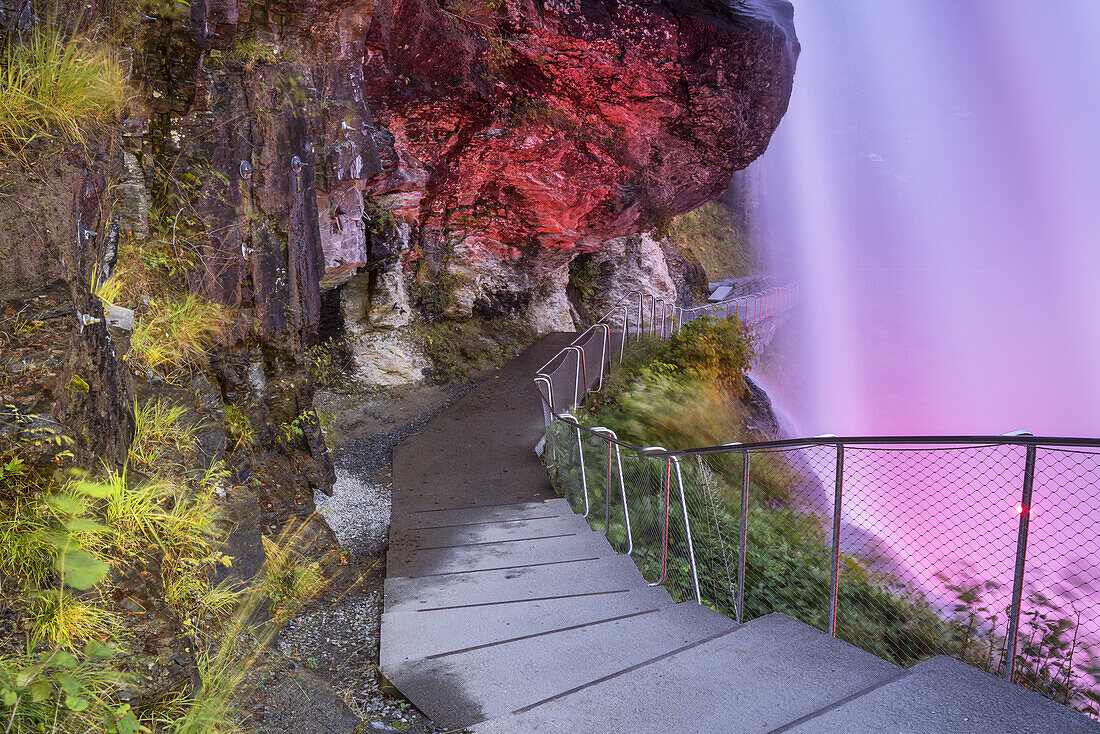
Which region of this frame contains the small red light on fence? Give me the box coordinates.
[1015,503,1029,516]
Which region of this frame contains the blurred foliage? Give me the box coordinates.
[580,315,756,450]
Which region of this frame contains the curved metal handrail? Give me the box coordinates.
[591,426,633,555]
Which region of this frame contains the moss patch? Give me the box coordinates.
[665,201,756,280]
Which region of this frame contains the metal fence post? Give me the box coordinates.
[648,450,673,588]
[828,444,845,637]
[591,427,632,554]
[577,424,590,517]
[737,450,750,624]
[671,457,702,605]
[607,433,616,530]
[561,414,591,518]
[1005,444,1038,682]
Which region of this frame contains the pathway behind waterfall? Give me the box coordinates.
[380,334,1099,733]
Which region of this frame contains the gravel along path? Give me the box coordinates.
[282,379,481,733]
[315,470,390,557]
[277,591,450,732]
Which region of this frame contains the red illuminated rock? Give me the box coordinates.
[354,0,799,252]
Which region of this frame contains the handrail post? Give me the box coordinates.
[737,450,750,624]
[616,443,631,554]
[591,427,633,555]
[534,375,553,428]
[828,443,844,637]
[641,446,672,588]
[604,435,613,531]
[591,324,609,391]
[1005,444,1038,682]
[672,457,702,604]
[560,346,582,410]
[615,305,629,363]
[562,414,590,518]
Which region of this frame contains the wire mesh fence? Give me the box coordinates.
[541,429,1100,718]
[533,282,1100,717]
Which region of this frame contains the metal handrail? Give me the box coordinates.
[591,426,633,555]
[535,279,1100,696]
[560,411,590,518]
[535,283,798,422]
[542,412,1100,456]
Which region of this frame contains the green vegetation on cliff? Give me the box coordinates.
[0,401,334,732]
[664,201,756,281]
[0,27,127,159]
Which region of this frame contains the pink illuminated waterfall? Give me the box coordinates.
[752,0,1100,439]
[743,1,1100,697]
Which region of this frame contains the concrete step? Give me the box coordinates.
[380,585,673,669]
[389,511,596,554]
[778,654,1100,734]
[384,553,664,611]
[471,612,901,734]
[381,602,738,731]
[389,499,573,532]
[391,483,559,514]
[386,526,619,578]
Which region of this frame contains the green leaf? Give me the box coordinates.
[114,705,148,734]
[28,680,51,703]
[14,665,38,688]
[64,694,89,711]
[53,651,76,669]
[66,375,90,393]
[56,549,110,589]
[56,674,80,696]
[66,518,110,534]
[1,688,16,707]
[38,529,72,551]
[84,639,116,660]
[46,493,86,516]
[71,481,114,498]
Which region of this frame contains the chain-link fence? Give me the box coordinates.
[534,282,1099,718]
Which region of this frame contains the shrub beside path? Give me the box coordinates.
[380,334,1099,733]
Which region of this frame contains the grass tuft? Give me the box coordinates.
[222,404,254,450]
[0,28,128,159]
[29,590,119,649]
[129,398,200,473]
[0,497,53,591]
[129,295,230,382]
[261,535,326,622]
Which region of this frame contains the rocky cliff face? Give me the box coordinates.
[142,0,796,370]
[2,0,795,494]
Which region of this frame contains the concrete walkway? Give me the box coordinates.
[380,335,1099,733]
